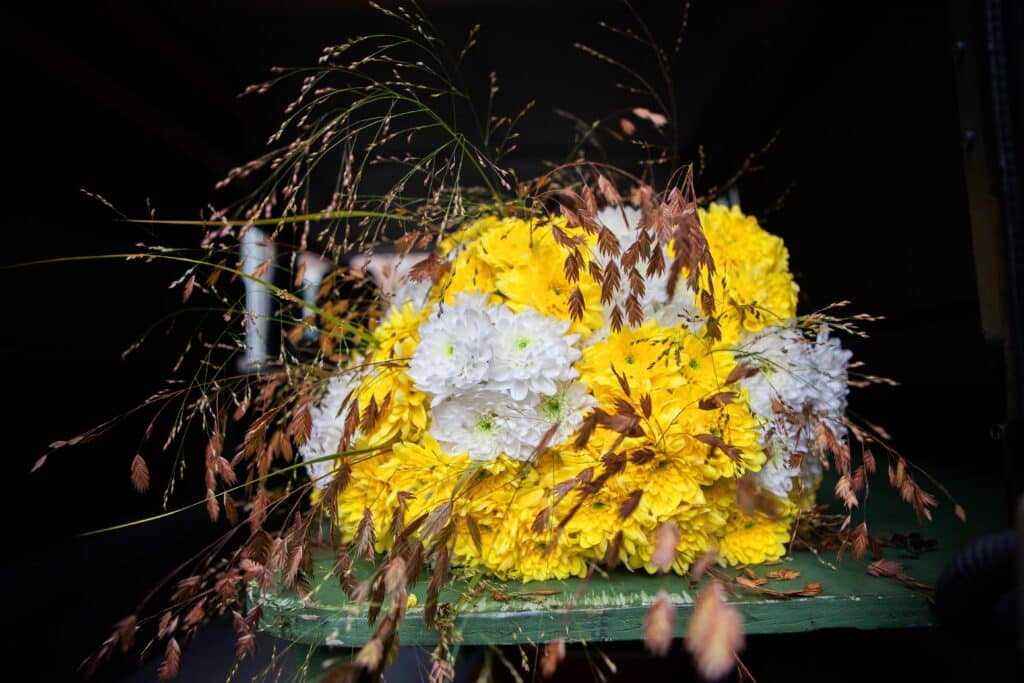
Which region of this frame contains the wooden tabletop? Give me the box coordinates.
[254,464,1005,648]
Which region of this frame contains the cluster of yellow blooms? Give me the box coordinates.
[319,203,816,580]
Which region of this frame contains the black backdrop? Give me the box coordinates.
[0,1,1016,680]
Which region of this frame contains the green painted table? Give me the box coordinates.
[255,465,1006,649]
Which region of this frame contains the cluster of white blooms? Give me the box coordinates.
[299,367,366,489]
[594,207,704,335]
[409,294,595,460]
[738,325,851,498]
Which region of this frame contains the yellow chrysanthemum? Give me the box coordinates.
[314,205,828,583]
[716,501,795,567]
[698,203,799,342]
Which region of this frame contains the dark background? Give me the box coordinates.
[0,1,1019,680]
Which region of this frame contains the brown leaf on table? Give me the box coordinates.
[867,559,903,577]
[130,455,150,493]
[644,590,676,656]
[735,575,821,598]
[156,638,181,681]
[540,638,567,678]
[686,581,743,680]
[651,521,681,573]
[765,569,801,581]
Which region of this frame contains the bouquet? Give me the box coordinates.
[302,197,851,583]
[52,3,958,680]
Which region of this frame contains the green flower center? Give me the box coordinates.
[476,415,496,434]
[515,337,530,350]
[540,395,564,420]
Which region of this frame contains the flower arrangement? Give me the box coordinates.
[45,2,962,680]
[302,199,851,583]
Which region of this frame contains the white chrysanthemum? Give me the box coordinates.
[408,293,494,404]
[300,367,365,489]
[738,325,852,497]
[487,305,582,400]
[518,381,598,453]
[429,388,530,461]
[739,325,851,419]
